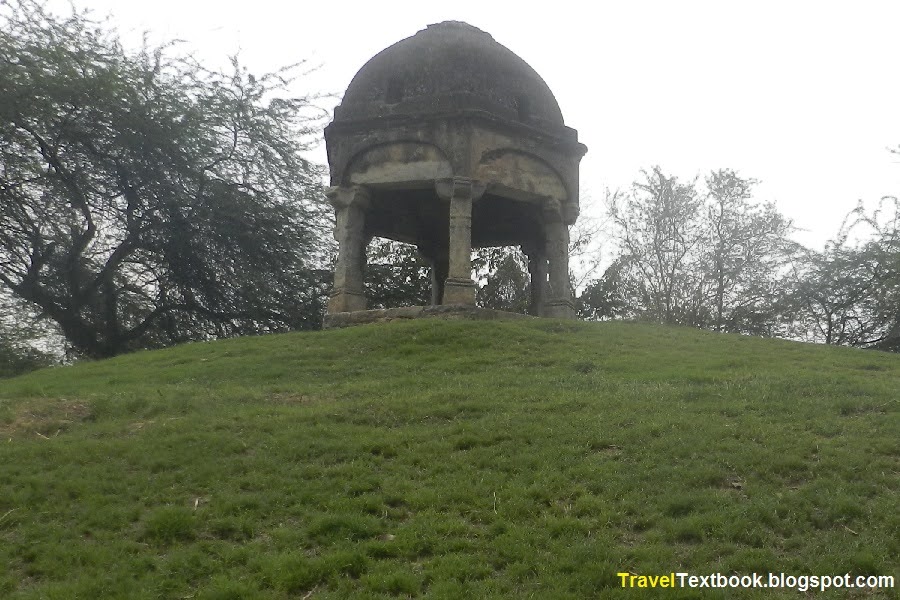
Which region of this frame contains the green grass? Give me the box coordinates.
[0,319,897,599]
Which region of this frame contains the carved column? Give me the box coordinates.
[523,242,549,317]
[416,244,448,306]
[543,199,575,319]
[435,177,485,305]
[326,185,370,313]
[430,255,449,305]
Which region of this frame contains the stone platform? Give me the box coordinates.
[323,304,533,329]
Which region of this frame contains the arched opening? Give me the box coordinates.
[470,194,547,316]
[345,142,452,188]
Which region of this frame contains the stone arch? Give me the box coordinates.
[475,149,568,203]
[344,141,453,186]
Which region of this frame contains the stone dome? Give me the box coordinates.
[333,21,567,135]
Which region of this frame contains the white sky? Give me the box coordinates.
[49,0,900,250]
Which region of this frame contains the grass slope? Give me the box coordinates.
[0,320,897,599]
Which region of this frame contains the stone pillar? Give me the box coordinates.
[523,242,549,317]
[435,177,485,305]
[416,244,448,306]
[326,185,370,313]
[543,199,575,319]
[431,255,449,305]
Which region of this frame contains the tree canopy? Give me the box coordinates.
[0,0,330,357]
[581,167,797,336]
[791,194,900,349]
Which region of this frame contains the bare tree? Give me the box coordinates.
[702,169,795,334]
[584,167,796,335]
[606,167,704,324]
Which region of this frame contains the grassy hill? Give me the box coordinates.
[0,319,897,599]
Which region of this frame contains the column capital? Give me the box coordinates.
[563,203,580,225]
[326,185,370,211]
[435,177,486,203]
[542,197,564,222]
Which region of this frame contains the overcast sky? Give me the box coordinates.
[50,0,900,250]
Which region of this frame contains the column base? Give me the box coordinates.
[543,298,575,319]
[327,289,366,313]
[442,277,476,306]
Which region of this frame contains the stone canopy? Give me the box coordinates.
[324,21,587,320]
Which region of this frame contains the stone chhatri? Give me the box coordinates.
[324,21,587,321]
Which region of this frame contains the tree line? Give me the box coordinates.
[1,0,898,376]
[576,166,900,352]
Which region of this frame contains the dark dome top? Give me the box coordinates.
[333,21,566,133]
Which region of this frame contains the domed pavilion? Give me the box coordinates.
[324,21,587,322]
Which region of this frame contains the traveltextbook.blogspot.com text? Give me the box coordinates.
[617,572,895,592]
